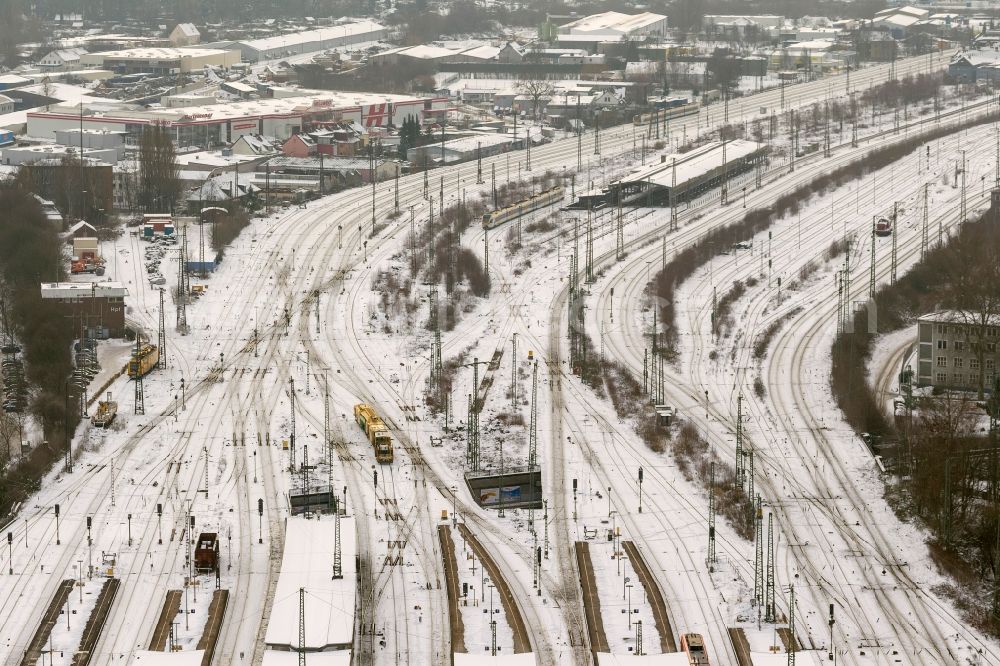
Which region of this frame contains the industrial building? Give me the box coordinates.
[916,310,1000,391]
[27,92,449,149]
[79,47,240,74]
[40,282,128,338]
[211,20,385,62]
[605,140,766,206]
[558,11,669,39]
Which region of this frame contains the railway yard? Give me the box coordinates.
[4,48,1000,666]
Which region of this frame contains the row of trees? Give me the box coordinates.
[0,184,75,512]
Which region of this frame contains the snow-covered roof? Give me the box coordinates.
[874,5,928,19]
[90,47,232,60]
[560,11,667,34]
[263,515,357,651]
[616,140,762,191]
[233,133,276,154]
[237,20,384,52]
[42,48,87,63]
[918,310,1000,326]
[68,220,97,234]
[454,655,539,665]
[596,654,689,665]
[130,651,205,665]
[876,14,922,28]
[262,652,351,666]
[460,44,502,60]
[173,23,200,38]
[41,282,128,299]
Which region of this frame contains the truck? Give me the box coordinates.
[193,532,219,573]
[92,393,117,428]
[127,344,159,379]
[71,238,106,275]
[71,254,106,275]
[353,403,394,463]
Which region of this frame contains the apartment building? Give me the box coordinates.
[916,310,1000,391]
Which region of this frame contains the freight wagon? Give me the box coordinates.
[482,186,564,229]
[194,532,219,573]
[353,403,394,463]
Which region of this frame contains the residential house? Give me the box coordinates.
[282,133,317,157]
[231,134,278,157]
[38,47,88,70]
[170,23,201,47]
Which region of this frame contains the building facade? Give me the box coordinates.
[916,311,1000,391]
[40,282,128,338]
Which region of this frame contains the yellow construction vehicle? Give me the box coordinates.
[353,403,394,463]
[128,344,159,379]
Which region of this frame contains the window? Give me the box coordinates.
[937,357,947,367]
[954,374,964,384]
[989,343,996,353]
[954,341,965,352]
[989,359,996,371]
[971,358,980,370]
[938,340,948,350]
[937,373,947,383]
[955,358,964,368]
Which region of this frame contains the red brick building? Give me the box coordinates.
[40,282,128,339]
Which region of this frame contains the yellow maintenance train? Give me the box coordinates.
[354,403,394,463]
[128,343,159,379]
[481,186,564,230]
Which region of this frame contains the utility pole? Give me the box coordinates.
[787,584,796,666]
[921,183,929,259]
[616,193,624,261]
[891,202,898,284]
[707,461,716,569]
[333,510,343,579]
[721,139,728,205]
[133,335,144,415]
[961,149,968,224]
[586,207,594,284]
[158,288,166,369]
[491,163,497,208]
[754,498,763,607]
[465,357,488,471]
[176,227,187,334]
[869,218,877,299]
[529,361,538,470]
[765,513,776,623]
[511,334,517,408]
[289,378,296,471]
[670,158,678,231]
[735,395,744,486]
[298,587,306,666]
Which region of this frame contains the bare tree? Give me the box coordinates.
[138,122,181,213]
[949,238,1000,400]
[517,80,554,121]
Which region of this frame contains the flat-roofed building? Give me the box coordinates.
[40,281,128,338]
[80,47,240,75]
[916,310,1000,391]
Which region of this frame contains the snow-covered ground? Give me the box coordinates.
[2,50,980,666]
